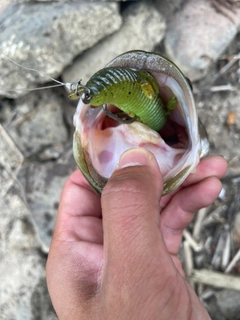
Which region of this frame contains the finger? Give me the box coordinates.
[58,169,101,219]
[182,155,228,187]
[47,170,103,318]
[53,170,102,242]
[101,148,177,283]
[160,155,227,207]
[160,176,222,255]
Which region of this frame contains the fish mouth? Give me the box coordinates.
[73,51,206,195]
[74,72,193,184]
[159,119,188,149]
[100,104,188,150]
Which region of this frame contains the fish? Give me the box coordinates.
[72,50,209,195]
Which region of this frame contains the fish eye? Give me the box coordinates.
[81,89,92,104]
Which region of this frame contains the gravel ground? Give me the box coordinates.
[0,1,240,319]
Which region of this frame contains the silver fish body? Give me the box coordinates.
[73,50,209,195]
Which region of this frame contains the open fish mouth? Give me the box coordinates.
[73,51,209,195]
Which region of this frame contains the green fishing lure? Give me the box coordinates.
[69,67,177,132]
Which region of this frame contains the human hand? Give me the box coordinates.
[46,148,227,320]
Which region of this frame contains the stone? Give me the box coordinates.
[18,147,77,248]
[62,1,166,84]
[4,88,69,158]
[164,0,240,80]
[0,2,122,98]
[153,0,186,21]
[0,124,24,176]
[0,128,56,320]
[196,89,240,177]
[0,191,57,320]
[216,289,240,320]
[205,297,226,320]
[0,124,24,205]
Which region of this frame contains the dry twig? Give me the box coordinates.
[225,248,240,273]
[222,230,231,269]
[193,207,208,241]
[183,241,193,277]
[190,269,240,290]
[210,0,237,23]
[211,227,231,270]
[183,229,203,252]
[194,84,236,94]
[203,206,225,226]
[212,52,240,82]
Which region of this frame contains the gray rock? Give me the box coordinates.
[0,124,24,207]
[19,148,77,248]
[63,1,166,85]
[0,128,56,320]
[197,90,240,177]
[0,124,24,176]
[153,0,186,21]
[205,298,226,320]
[216,289,240,320]
[4,89,69,158]
[0,192,57,320]
[0,2,122,98]
[165,0,240,80]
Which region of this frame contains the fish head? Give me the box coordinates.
[73,50,209,195]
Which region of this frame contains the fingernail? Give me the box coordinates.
[117,148,152,169]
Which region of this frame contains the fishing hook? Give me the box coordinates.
[102,104,137,124]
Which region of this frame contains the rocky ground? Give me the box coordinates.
[0,0,240,319]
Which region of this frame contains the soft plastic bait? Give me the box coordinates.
[69,67,177,132]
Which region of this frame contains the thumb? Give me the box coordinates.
[101,148,174,279]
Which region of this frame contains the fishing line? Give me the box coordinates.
[1,54,76,94]
[2,55,65,85]
[1,83,66,93]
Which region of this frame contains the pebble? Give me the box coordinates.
[215,289,240,320]
[0,126,55,319]
[164,0,240,80]
[63,1,166,85]
[18,148,77,247]
[1,0,240,318]
[197,90,240,177]
[154,0,185,21]
[5,89,68,158]
[0,2,122,98]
